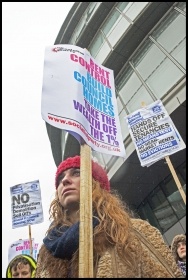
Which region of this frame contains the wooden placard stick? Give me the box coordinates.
[79,144,93,277]
[28,225,33,257]
[165,156,186,204]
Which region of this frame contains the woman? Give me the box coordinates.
[35,155,183,278]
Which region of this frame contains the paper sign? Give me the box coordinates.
[41,44,126,158]
[8,238,39,262]
[125,100,186,167]
[10,180,43,228]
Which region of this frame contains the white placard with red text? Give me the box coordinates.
[41,44,126,158]
[8,238,39,262]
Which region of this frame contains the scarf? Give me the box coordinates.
[43,217,99,260]
[177,260,186,276]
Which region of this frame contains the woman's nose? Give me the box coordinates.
[61,174,72,185]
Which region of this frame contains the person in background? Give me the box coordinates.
[171,234,186,277]
[35,155,183,278]
[6,254,37,278]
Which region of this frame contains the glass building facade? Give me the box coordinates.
[46,2,186,245]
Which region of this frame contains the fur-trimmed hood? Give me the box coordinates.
[6,254,37,278]
[171,234,186,262]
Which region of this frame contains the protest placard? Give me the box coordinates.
[41,44,126,158]
[10,180,43,229]
[8,238,39,262]
[125,100,186,167]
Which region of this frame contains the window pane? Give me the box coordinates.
[152,10,186,69]
[138,202,161,230]
[171,39,186,69]
[119,110,130,140]
[162,174,186,220]
[124,2,149,21]
[118,63,154,113]
[126,85,153,113]
[102,9,131,49]
[70,2,101,44]
[179,162,186,181]
[94,42,111,63]
[102,9,121,36]
[116,95,123,113]
[92,150,112,167]
[131,39,184,99]
[131,39,163,80]
[116,2,130,12]
[119,67,142,105]
[89,31,105,57]
[148,187,178,233]
[102,153,112,165]
[116,65,133,91]
[176,2,186,12]
[107,17,130,48]
[146,55,184,99]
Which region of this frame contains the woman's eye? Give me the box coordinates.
[58,175,64,183]
[73,170,80,176]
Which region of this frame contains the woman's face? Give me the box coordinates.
[177,241,186,261]
[57,168,80,211]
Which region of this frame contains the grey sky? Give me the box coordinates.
[2,2,74,277]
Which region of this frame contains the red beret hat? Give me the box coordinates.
[55,155,110,191]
